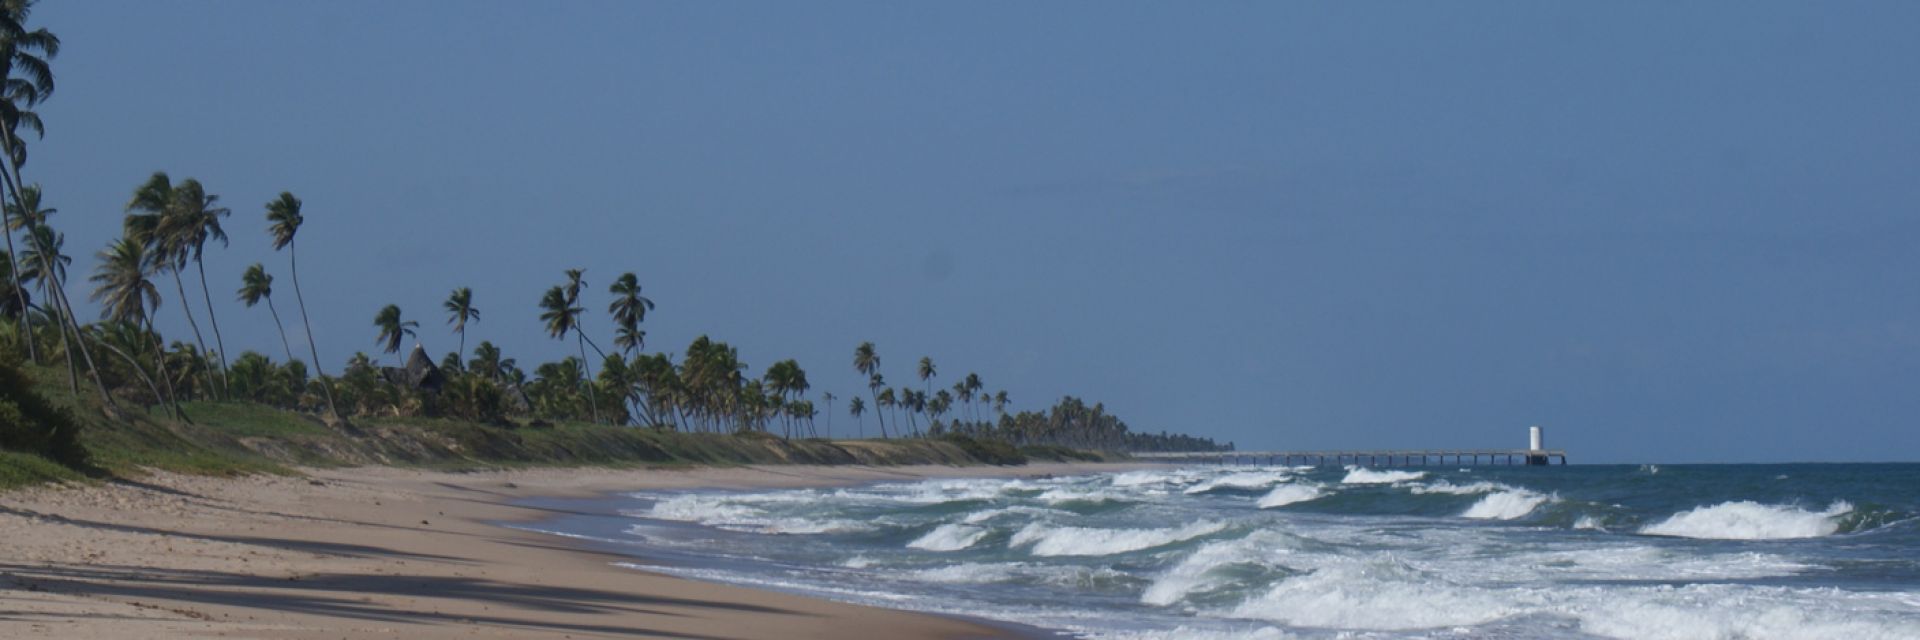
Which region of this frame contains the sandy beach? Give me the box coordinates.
[0,462,1153,639]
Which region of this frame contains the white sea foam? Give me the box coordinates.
[1011,521,1227,557]
[961,505,1067,525]
[1411,480,1508,495]
[646,493,870,534]
[1460,490,1554,520]
[1229,556,1515,630]
[1037,487,1132,505]
[647,494,761,523]
[1098,626,1296,640]
[1571,583,1920,640]
[1640,501,1854,540]
[1255,484,1324,509]
[909,562,1025,584]
[1109,469,1204,488]
[1184,471,1294,494]
[907,524,989,551]
[1574,515,1605,530]
[1340,467,1427,484]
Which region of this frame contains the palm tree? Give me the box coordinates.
[917,356,936,402]
[876,387,897,430]
[820,391,835,439]
[3,181,47,231]
[163,178,233,393]
[963,372,984,421]
[236,263,295,363]
[0,9,115,410]
[372,304,417,355]
[443,286,478,358]
[0,2,56,363]
[540,284,599,424]
[88,235,183,418]
[994,390,1009,418]
[128,174,216,390]
[853,341,887,438]
[849,395,865,438]
[265,191,339,420]
[15,222,57,294]
[607,272,654,354]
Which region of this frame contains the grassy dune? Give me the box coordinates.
[0,363,1112,490]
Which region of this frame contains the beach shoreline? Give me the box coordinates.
[0,462,1160,639]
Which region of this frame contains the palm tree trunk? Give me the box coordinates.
[265,296,295,363]
[49,300,76,392]
[193,257,232,398]
[286,241,342,422]
[576,333,600,424]
[0,213,33,364]
[457,329,465,366]
[146,318,187,420]
[168,269,214,393]
[94,336,165,409]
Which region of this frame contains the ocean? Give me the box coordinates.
[523,463,1920,639]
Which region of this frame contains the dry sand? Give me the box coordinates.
[0,462,1157,639]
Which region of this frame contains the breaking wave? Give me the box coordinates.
[1341,467,1427,484]
[907,523,989,551]
[1255,484,1325,509]
[1012,521,1227,557]
[1641,501,1854,540]
[1461,490,1555,520]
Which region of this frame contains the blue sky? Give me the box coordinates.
[31,1,1920,462]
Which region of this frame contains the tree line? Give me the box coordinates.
[0,1,1230,454]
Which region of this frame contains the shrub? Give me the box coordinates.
[938,434,1025,466]
[0,356,88,467]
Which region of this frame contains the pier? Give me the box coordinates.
[1131,448,1567,466]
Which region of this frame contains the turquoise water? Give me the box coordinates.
[530,464,1920,639]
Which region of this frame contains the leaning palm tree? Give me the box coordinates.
[161,178,233,394]
[853,341,887,438]
[15,222,57,294]
[540,285,600,424]
[372,304,417,355]
[128,174,216,391]
[265,191,339,420]
[607,272,654,354]
[0,9,114,409]
[3,181,48,231]
[236,263,295,363]
[0,2,57,363]
[442,286,478,358]
[18,222,68,383]
[88,235,183,418]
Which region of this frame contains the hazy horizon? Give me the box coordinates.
[32,2,1920,463]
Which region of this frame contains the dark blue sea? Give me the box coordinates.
[524,463,1920,639]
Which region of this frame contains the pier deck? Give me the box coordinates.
[1134,449,1568,466]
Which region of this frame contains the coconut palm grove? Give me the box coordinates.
[0,0,1226,480]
